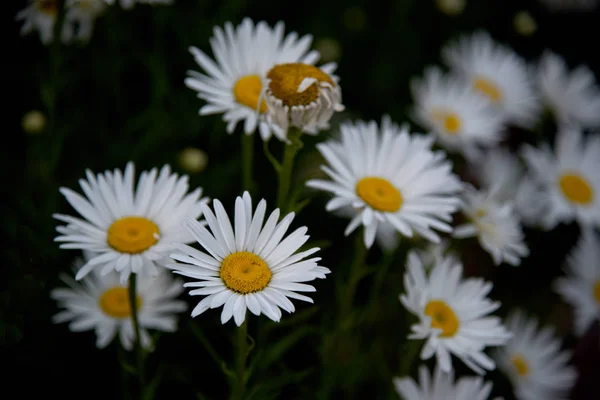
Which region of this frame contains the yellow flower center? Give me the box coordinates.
[219,251,272,294]
[424,300,460,338]
[107,217,160,254]
[593,281,600,305]
[356,177,403,212]
[267,63,335,107]
[511,354,530,376]
[431,109,462,134]
[473,77,503,103]
[98,287,142,318]
[558,172,594,205]
[36,0,58,15]
[233,75,267,113]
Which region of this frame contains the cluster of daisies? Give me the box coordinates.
[16,0,172,45]
[43,15,600,400]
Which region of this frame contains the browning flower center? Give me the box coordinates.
[37,0,58,15]
[425,300,460,338]
[107,217,160,254]
[431,109,462,134]
[356,176,403,212]
[220,251,272,294]
[558,172,594,205]
[511,354,530,376]
[233,75,267,113]
[593,281,600,305]
[99,287,142,318]
[473,77,503,103]
[267,63,335,107]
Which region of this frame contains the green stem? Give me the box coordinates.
[366,249,396,318]
[128,274,146,393]
[231,321,249,400]
[276,127,303,214]
[339,231,369,329]
[241,133,255,194]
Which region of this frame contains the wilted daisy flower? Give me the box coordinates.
[51,259,187,350]
[54,162,208,283]
[167,191,329,326]
[16,0,62,44]
[494,310,577,400]
[185,18,329,141]
[62,0,107,43]
[400,251,512,374]
[411,66,504,155]
[522,127,600,229]
[554,230,600,336]
[306,117,462,249]
[443,31,540,128]
[537,51,600,129]
[393,364,495,400]
[453,184,529,266]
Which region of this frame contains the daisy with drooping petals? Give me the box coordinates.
[453,184,529,266]
[410,66,504,155]
[494,310,577,400]
[306,117,462,249]
[400,251,512,374]
[62,0,107,43]
[443,31,540,128]
[537,51,600,129]
[16,0,62,44]
[554,229,600,336]
[260,61,344,139]
[167,191,329,326]
[185,18,328,141]
[52,257,187,350]
[54,162,208,283]
[521,126,600,229]
[393,364,495,400]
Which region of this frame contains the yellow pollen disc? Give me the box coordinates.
[37,0,58,15]
[511,354,530,376]
[473,77,503,103]
[356,177,403,212]
[267,63,335,107]
[107,217,160,254]
[219,251,272,294]
[431,109,462,134]
[424,300,460,338]
[98,287,142,318]
[593,281,600,305]
[558,173,594,205]
[233,75,267,113]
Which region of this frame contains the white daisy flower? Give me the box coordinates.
[16,0,63,45]
[62,0,107,43]
[521,127,600,229]
[306,117,463,249]
[393,364,495,400]
[102,0,173,9]
[554,229,600,336]
[453,184,529,266]
[410,66,504,155]
[51,258,187,350]
[538,0,599,12]
[260,60,344,139]
[167,191,330,326]
[494,310,577,400]
[333,205,399,252]
[442,31,540,128]
[184,18,328,141]
[537,51,600,129]
[400,251,512,374]
[53,162,208,283]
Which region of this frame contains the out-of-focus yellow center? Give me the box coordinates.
[99,287,142,318]
[425,300,460,338]
[431,109,462,134]
[558,173,594,205]
[267,63,334,106]
[107,217,160,254]
[356,177,403,212]
[220,251,272,294]
[233,75,267,113]
[593,281,600,305]
[37,0,58,15]
[473,77,503,103]
[511,354,530,376]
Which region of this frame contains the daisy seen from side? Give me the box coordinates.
[63,0,107,43]
[53,162,208,283]
[167,191,330,326]
[17,0,62,44]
